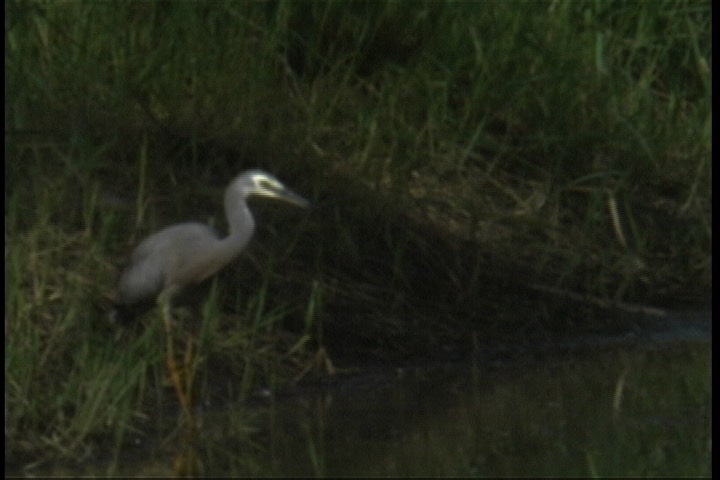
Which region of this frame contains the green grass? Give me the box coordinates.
[5,0,710,470]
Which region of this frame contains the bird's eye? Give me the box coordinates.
[257,178,279,191]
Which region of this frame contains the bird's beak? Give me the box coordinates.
[276,188,311,208]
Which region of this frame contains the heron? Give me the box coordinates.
[112,169,310,322]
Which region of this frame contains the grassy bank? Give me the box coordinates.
[6,0,710,469]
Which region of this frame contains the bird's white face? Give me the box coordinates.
[250,173,285,197]
[248,172,310,208]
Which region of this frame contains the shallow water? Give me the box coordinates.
[16,309,711,477]
[254,309,710,477]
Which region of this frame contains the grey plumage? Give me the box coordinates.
[112,169,309,321]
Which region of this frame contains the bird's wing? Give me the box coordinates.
[130,223,219,264]
[119,223,220,305]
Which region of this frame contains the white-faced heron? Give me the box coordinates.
[112,169,309,322]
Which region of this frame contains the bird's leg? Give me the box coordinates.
[157,285,179,336]
[157,289,200,475]
[158,285,194,417]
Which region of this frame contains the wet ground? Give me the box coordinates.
[11,308,711,477]
[252,308,711,477]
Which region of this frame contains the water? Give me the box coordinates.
[15,309,711,477]
[256,309,710,477]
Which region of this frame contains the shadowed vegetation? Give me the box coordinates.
[6,0,710,474]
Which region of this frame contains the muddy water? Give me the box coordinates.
[19,309,711,477]
[253,309,710,477]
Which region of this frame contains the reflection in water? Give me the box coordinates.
[15,310,711,477]
[256,310,710,477]
[263,343,709,477]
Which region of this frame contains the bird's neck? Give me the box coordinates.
[221,195,255,254]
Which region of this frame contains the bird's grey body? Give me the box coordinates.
[113,170,308,320]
